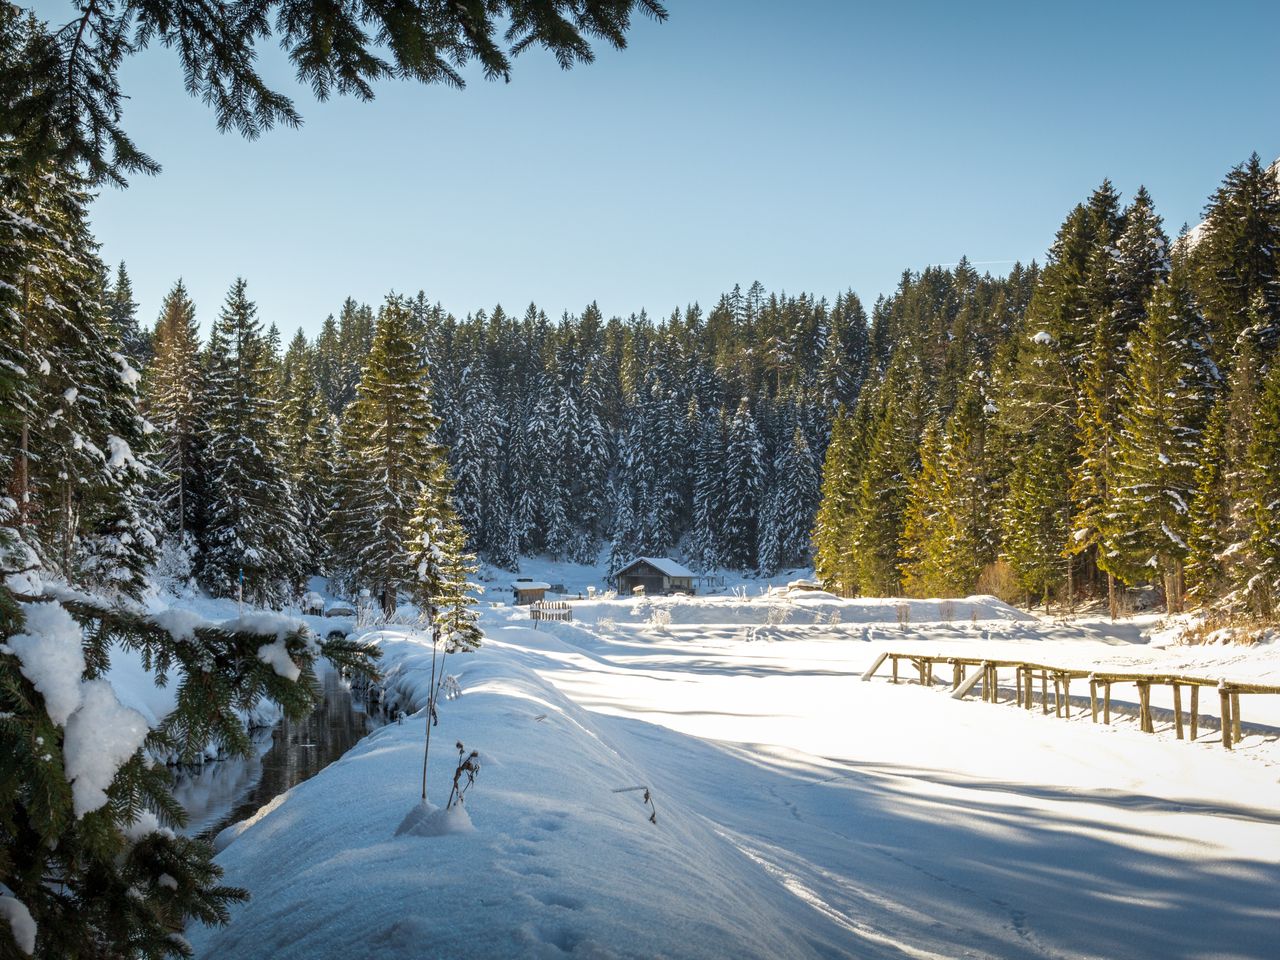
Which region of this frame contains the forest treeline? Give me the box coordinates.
[817,155,1280,620]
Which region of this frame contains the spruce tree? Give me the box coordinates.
[1108,272,1215,611]
[333,295,442,614]
[198,279,305,605]
[145,280,205,541]
[720,398,763,571]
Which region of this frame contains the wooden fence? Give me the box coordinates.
[531,600,572,625]
[862,651,1280,750]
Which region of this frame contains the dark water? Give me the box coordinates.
[171,669,375,841]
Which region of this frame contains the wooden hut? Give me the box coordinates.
[613,558,695,596]
[511,578,551,605]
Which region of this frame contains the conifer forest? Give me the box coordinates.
[3,2,1280,959]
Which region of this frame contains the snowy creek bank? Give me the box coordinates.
[189,622,847,959]
[173,667,376,838]
[191,596,1280,959]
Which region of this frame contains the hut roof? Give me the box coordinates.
[618,557,694,579]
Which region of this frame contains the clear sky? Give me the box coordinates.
[31,0,1280,338]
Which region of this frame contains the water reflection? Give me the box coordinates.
[174,668,375,840]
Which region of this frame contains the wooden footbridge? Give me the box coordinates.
[862,651,1280,750]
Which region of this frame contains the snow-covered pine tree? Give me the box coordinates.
[279,329,333,575]
[688,402,724,572]
[812,408,858,593]
[720,397,763,571]
[1107,271,1215,612]
[1244,358,1280,618]
[198,279,305,605]
[899,417,946,596]
[407,459,482,652]
[332,295,442,614]
[1188,153,1280,369]
[1068,186,1169,616]
[850,356,922,596]
[145,280,205,541]
[758,425,819,575]
[104,260,151,363]
[998,324,1074,606]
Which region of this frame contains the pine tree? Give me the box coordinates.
[1107,272,1215,611]
[104,261,150,363]
[145,280,205,540]
[720,398,763,570]
[1189,153,1280,368]
[1244,359,1280,618]
[1068,187,1169,615]
[333,295,442,614]
[198,279,305,605]
[407,460,482,652]
[850,357,922,596]
[900,418,946,596]
[279,329,332,575]
[812,409,857,593]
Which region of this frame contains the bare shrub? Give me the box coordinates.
[648,607,672,630]
[765,605,791,627]
[939,600,956,622]
[895,602,910,631]
[975,560,1020,604]
[596,616,617,633]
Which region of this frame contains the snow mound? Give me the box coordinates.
[394,800,474,838]
[64,679,149,817]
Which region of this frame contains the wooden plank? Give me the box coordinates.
[1232,692,1242,742]
[1089,678,1098,723]
[1104,682,1111,725]
[1041,671,1049,715]
[1173,683,1184,740]
[1015,666,1023,706]
[892,656,899,685]
[860,652,888,681]
[951,667,985,700]
[1063,676,1071,718]
[1190,685,1199,740]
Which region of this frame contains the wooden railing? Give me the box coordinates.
[863,651,1280,750]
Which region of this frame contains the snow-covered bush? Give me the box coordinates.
[648,608,672,631]
[150,532,197,599]
[765,605,790,627]
[596,616,617,633]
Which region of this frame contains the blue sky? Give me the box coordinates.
[33,0,1280,337]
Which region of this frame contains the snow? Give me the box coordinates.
[62,387,78,405]
[105,435,140,472]
[510,580,551,590]
[394,800,475,837]
[110,351,142,388]
[1031,330,1053,344]
[63,679,149,817]
[8,601,86,725]
[0,893,35,956]
[190,586,1280,959]
[150,607,210,642]
[255,636,301,682]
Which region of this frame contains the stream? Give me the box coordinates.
[171,669,378,840]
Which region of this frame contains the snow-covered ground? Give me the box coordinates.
[189,582,1280,959]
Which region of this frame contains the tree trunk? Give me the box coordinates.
[1107,571,1117,621]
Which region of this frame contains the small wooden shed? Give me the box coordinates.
[511,579,551,605]
[614,558,695,596]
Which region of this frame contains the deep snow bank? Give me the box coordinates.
[188,625,849,959]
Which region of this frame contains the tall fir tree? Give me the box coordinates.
[333,296,442,614]
[198,279,305,605]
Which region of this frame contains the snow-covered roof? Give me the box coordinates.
[620,557,695,579]
[511,581,551,591]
